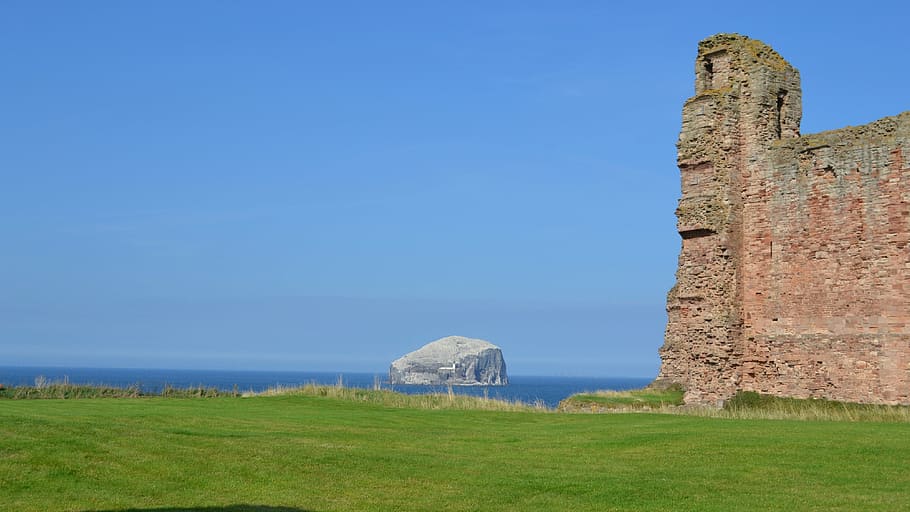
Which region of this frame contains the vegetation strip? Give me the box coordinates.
[0,380,540,410]
[7,379,910,422]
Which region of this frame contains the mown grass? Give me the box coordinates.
[3,390,910,511]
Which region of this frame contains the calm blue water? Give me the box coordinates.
[0,366,653,408]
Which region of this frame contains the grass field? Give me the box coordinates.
[2,391,910,511]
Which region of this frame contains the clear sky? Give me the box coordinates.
[3,1,908,377]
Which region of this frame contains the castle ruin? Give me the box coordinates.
[657,34,910,406]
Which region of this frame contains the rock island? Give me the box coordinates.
[389,336,508,386]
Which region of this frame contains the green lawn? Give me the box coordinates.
[2,394,909,511]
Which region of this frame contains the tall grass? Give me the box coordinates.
[0,381,143,399]
[251,381,544,412]
[697,391,910,422]
[0,376,239,400]
[560,387,910,422]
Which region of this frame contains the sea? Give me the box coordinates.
[0,366,653,409]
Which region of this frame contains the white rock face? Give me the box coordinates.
[389,336,508,386]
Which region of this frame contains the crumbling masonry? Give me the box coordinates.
[657,34,910,406]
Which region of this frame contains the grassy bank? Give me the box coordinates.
[558,384,685,412]
[3,392,910,511]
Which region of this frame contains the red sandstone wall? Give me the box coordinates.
[740,115,910,403]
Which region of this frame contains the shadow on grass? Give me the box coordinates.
[84,506,313,512]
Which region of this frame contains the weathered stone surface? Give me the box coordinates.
[389,336,508,386]
[657,34,910,406]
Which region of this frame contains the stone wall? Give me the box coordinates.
[657,34,910,406]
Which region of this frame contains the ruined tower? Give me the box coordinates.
[658,34,910,406]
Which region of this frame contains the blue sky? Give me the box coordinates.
[2,1,908,377]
